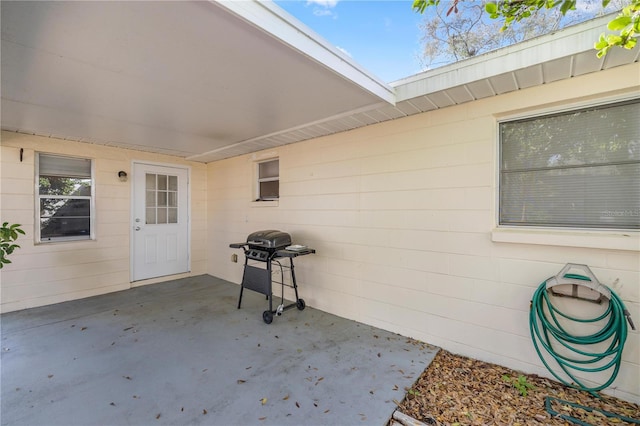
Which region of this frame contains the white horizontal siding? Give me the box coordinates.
[207,64,640,403]
[1,132,208,312]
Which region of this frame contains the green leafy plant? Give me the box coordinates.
[502,374,536,397]
[1,222,25,269]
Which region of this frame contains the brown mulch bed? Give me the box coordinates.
[395,349,640,426]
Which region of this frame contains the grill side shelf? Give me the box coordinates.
[275,248,316,258]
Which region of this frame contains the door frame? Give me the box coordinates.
[129,160,191,283]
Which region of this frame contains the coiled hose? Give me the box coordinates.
[529,275,633,395]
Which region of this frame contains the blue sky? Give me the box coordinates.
[274,1,425,83]
[273,1,617,83]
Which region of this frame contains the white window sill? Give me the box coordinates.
[37,236,94,244]
[250,200,278,207]
[491,227,639,251]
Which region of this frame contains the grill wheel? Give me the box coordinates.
[296,299,306,310]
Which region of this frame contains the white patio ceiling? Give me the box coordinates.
[2,2,638,163]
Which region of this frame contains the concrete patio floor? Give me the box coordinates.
[1,275,439,426]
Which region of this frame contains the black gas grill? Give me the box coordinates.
[230,230,315,324]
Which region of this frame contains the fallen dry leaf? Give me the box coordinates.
[394,350,640,426]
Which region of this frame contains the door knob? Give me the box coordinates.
[134,226,141,231]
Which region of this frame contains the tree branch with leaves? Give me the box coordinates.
[413,0,639,58]
[417,1,567,68]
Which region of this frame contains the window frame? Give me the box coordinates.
[497,98,639,233]
[255,158,279,201]
[35,152,96,243]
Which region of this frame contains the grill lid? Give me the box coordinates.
[246,230,292,249]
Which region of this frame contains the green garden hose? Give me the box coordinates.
[529,274,634,395]
[545,397,640,425]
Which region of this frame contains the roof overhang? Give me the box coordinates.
[2,5,638,163]
[1,0,393,162]
[392,15,640,104]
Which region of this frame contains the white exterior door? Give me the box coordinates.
[132,162,189,281]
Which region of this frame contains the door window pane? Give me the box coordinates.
[146,208,156,225]
[158,174,167,190]
[146,173,156,190]
[145,173,178,225]
[146,190,156,207]
[168,208,178,223]
[157,208,167,224]
[168,175,178,191]
[158,192,167,207]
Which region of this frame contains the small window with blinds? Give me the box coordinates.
[256,159,279,201]
[499,99,639,230]
[37,153,94,242]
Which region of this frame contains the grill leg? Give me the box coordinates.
[290,257,300,302]
[267,258,273,313]
[237,256,249,309]
[237,285,244,309]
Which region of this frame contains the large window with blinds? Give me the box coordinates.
[499,99,639,230]
[37,153,94,242]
